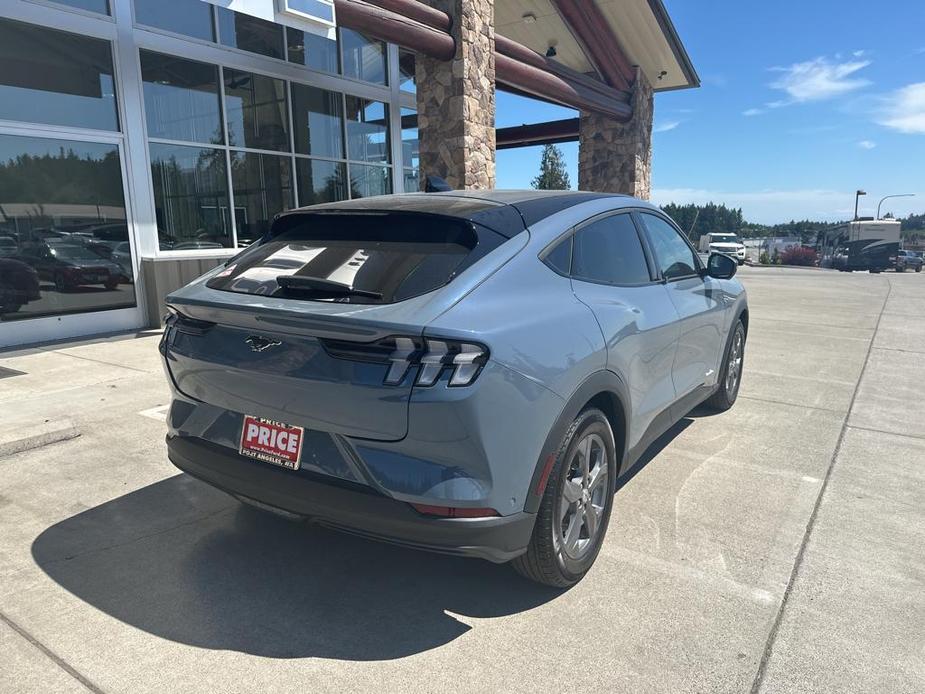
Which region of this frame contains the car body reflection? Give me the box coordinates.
[15,240,124,291]
[0,257,41,316]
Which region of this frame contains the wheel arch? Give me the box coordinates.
[524,370,630,514]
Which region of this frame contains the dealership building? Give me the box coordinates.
[0,0,696,347]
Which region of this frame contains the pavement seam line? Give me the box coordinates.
[736,394,845,415]
[56,350,154,374]
[845,424,925,443]
[748,278,892,694]
[0,610,105,694]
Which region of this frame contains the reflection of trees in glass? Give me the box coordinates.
[0,147,124,206]
[350,166,390,198]
[327,166,359,201]
[151,146,229,244]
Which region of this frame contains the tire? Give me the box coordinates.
[511,408,617,587]
[916,266,922,273]
[104,279,119,290]
[54,272,70,292]
[896,265,905,273]
[705,320,746,412]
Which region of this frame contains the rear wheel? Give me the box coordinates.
[705,320,745,412]
[512,408,616,587]
[104,278,119,290]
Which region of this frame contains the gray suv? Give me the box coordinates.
[160,191,748,586]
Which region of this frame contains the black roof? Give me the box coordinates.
[277,190,626,238]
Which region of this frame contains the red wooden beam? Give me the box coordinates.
[551,0,635,90]
[336,0,632,119]
[333,0,455,60]
[496,118,580,150]
[495,35,629,105]
[360,0,452,32]
[495,53,631,121]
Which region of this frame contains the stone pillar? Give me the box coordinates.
[415,0,495,190]
[578,69,653,199]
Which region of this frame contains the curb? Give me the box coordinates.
[0,419,80,458]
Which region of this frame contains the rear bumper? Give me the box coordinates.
[167,435,535,563]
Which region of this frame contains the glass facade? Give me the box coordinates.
[134,0,214,41]
[216,7,285,60]
[1,0,411,338]
[0,19,119,131]
[0,134,135,321]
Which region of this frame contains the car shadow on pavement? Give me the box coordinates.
[30,416,696,662]
[31,473,562,661]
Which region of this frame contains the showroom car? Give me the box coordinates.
[160,191,748,587]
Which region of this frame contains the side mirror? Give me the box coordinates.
[707,252,737,280]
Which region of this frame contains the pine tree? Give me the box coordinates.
[531,144,571,190]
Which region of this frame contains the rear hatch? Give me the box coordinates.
[162,210,510,441]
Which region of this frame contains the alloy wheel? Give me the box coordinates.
[726,329,744,396]
[558,433,609,560]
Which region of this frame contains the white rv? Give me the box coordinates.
[817,220,901,272]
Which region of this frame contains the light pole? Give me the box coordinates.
[877,193,915,220]
[854,190,866,220]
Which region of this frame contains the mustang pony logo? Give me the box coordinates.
[244,335,282,352]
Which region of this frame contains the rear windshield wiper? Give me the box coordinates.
[275,275,383,300]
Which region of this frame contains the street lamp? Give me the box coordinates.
[877,193,915,220]
[854,190,866,220]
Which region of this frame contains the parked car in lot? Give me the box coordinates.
[698,232,746,265]
[0,257,41,316]
[894,249,923,272]
[0,236,18,257]
[16,241,123,291]
[160,191,749,587]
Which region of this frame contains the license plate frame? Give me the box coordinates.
[239,415,304,470]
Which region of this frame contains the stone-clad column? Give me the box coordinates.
[578,69,653,199]
[415,0,495,190]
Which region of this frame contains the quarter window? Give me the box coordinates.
[571,214,650,285]
[639,213,699,280]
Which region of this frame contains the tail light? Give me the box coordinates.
[322,335,489,387]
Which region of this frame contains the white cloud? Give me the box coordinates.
[877,82,925,133]
[654,120,681,133]
[852,50,868,58]
[742,108,764,117]
[769,57,871,104]
[857,140,876,149]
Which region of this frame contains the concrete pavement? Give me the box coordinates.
[0,266,923,693]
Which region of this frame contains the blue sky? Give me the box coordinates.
[495,0,925,224]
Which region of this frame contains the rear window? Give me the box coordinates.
[206,212,504,303]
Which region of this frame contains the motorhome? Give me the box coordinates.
[817,220,901,272]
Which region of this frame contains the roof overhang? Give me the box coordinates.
[495,0,699,92]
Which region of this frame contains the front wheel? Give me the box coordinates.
[511,408,617,587]
[705,320,746,411]
[916,266,922,273]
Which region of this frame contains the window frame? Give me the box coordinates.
[539,209,660,288]
[633,210,705,283]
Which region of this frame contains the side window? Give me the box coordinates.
[639,213,699,280]
[543,236,572,275]
[571,213,650,285]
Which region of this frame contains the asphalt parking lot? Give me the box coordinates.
[1,266,923,693]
